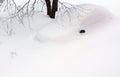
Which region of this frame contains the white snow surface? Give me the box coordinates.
[36,4,113,42]
[0,0,120,77]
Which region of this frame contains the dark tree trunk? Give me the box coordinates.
[50,0,58,18]
[45,0,58,19]
[45,0,51,16]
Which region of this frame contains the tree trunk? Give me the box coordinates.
[45,0,51,16]
[45,0,58,19]
[50,0,58,18]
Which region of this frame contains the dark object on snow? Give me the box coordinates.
[80,29,86,33]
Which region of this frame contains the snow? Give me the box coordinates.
[36,4,113,42]
[0,0,120,77]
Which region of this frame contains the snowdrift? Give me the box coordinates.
[36,4,113,43]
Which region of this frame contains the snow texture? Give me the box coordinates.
[0,0,120,77]
[36,4,113,43]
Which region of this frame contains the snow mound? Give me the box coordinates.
[36,4,113,43]
[78,4,112,26]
